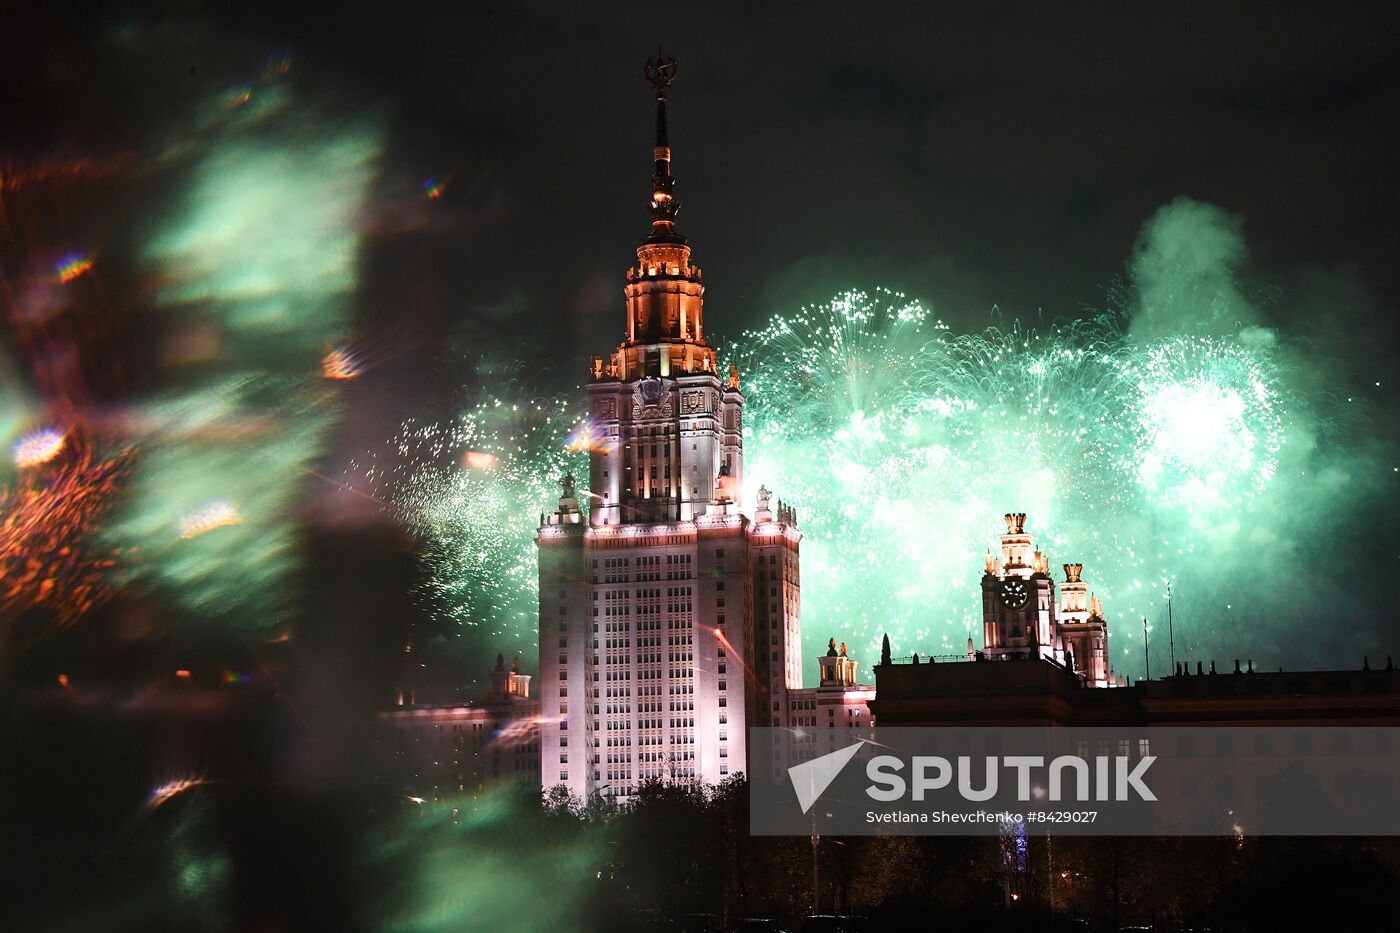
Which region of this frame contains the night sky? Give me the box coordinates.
[286,2,1400,335]
[8,3,1399,369]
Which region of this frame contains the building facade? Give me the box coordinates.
[874,512,1400,726]
[982,512,1115,687]
[786,638,876,732]
[870,645,1400,727]
[536,56,804,801]
[377,656,540,801]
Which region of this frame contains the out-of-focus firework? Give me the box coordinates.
[1,440,129,627]
[0,154,133,193]
[100,61,382,630]
[463,450,499,471]
[360,785,603,933]
[321,346,362,380]
[54,253,94,284]
[147,775,207,811]
[564,416,612,455]
[177,501,243,539]
[11,428,66,467]
[422,173,451,200]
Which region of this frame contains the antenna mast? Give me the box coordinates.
[1167,581,1176,674]
[1142,616,1150,681]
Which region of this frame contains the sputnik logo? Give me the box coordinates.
[788,740,868,814]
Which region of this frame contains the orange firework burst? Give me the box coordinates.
[0,442,129,626]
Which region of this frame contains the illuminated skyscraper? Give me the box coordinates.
[537,54,803,800]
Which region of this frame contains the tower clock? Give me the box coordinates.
[998,578,1030,610]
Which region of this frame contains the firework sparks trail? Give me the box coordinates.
[1,440,130,627]
[346,385,587,644]
[350,277,1378,680]
[730,288,1292,668]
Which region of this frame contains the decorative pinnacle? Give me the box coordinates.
[643,48,683,243]
[644,46,677,95]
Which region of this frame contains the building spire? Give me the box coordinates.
[599,50,713,384]
[644,47,683,243]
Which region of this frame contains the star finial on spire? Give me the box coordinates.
[644,46,677,95]
[644,48,682,241]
